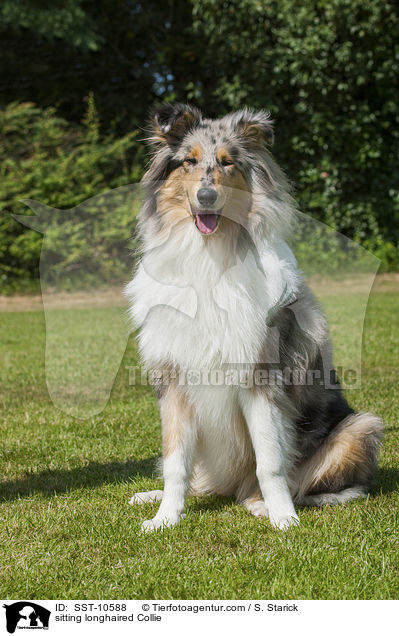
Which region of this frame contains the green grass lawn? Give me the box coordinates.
[0,285,398,599]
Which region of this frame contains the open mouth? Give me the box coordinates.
[190,206,222,235]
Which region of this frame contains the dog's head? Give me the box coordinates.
[143,103,280,237]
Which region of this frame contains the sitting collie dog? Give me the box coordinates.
[126,103,383,531]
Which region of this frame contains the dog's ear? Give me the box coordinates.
[234,109,274,146]
[151,103,202,146]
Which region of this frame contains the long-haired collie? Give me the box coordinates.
[125,103,383,531]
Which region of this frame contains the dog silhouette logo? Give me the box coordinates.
[2,602,50,633]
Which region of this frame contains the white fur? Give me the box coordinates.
[245,499,268,517]
[129,490,164,505]
[239,391,299,529]
[300,487,367,507]
[125,220,301,370]
[142,402,197,531]
[126,215,302,531]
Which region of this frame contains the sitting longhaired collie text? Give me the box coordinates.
[125,103,383,531]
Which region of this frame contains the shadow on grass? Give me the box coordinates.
[375,467,399,495]
[0,456,160,502]
[187,494,235,513]
[1,461,396,507]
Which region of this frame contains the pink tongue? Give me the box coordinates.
[196,213,218,234]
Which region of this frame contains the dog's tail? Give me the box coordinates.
[293,412,384,506]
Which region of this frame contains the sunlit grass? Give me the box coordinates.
[0,287,398,599]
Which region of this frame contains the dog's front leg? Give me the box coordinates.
[240,390,299,530]
[141,384,196,532]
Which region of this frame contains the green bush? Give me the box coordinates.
[0,98,142,292]
[0,96,398,293]
[192,0,399,251]
[1,1,399,287]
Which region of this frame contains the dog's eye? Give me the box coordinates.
[220,158,234,167]
[184,157,198,165]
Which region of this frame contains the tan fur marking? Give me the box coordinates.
[214,165,252,227]
[212,162,248,189]
[160,383,192,458]
[241,490,267,517]
[157,168,197,232]
[216,147,233,164]
[312,430,366,489]
[185,145,203,162]
[294,413,383,500]
[246,493,263,507]
[243,123,263,141]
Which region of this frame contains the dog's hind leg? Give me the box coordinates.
[241,492,268,518]
[236,475,268,518]
[299,486,367,507]
[129,490,163,505]
[294,412,383,506]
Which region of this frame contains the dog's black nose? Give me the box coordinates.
[197,187,217,207]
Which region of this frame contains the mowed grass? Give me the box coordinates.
[0,285,398,599]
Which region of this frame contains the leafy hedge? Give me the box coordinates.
[192,0,399,264]
[0,99,142,291]
[1,0,399,290]
[1,94,398,294]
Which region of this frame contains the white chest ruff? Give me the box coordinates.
[126,229,300,374]
[125,228,302,500]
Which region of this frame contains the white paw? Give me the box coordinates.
[141,513,185,533]
[129,490,164,505]
[248,500,268,518]
[269,512,300,530]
